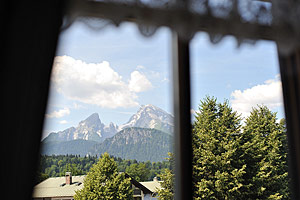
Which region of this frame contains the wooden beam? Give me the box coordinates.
[172,33,193,200]
[278,48,300,200]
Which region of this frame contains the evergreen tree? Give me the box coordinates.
[157,97,290,199]
[158,169,174,200]
[125,163,150,182]
[192,97,245,199]
[241,106,290,199]
[157,153,175,200]
[74,152,133,200]
[59,163,83,176]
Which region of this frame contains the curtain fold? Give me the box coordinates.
[0,1,64,199]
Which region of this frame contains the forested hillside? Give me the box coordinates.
[89,127,171,162]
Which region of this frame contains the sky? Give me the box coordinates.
[42,20,284,139]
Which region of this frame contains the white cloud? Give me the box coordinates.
[136,65,145,70]
[59,120,68,124]
[128,71,153,93]
[72,102,85,110]
[46,107,70,118]
[231,75,283,118]
[51,56,151,108]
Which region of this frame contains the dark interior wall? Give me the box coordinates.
[0,1,63,199]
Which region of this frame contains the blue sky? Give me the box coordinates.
[43,21,284,138]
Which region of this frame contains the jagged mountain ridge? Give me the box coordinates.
[43,113,118,143]
[43,104,173,143]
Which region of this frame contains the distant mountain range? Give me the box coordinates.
[41,104,174,162]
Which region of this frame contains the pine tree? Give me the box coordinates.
[74,152,133,200]
[125,163,150,182]
[156,97,290,199]
[157,153,175,200]
[241,106,290,199]
[192,97,245,199]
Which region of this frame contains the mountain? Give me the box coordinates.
[119,104,174,134]
[43,104,173,143]
[89,127,172,162]
[41,139,98,156]
[43,113,118,143]
[41,104,174,161]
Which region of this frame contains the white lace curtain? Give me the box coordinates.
[62,0,300,55]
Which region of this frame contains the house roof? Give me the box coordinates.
[32,173,158,198]
[124,173,152,194]
[139,180,162,193]
[32,175,85,198]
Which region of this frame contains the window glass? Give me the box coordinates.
[33,21,174,199]
[190,33,289,199]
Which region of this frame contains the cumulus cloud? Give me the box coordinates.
[51,56,153,108]
[230,76,283,118]
[46,107,70,118]
[128,71,153,93]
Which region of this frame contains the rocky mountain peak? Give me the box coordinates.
[80,113,101,126]
[43,113,117,143]
[119,104,174,133]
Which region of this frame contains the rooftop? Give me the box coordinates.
[140,180,162,193]
[33,174,162,198]
[32,175,85,198]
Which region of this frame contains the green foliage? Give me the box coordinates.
[156,97,290,199]
[157,153,175,200]
[158,169,174,200]
[59,163,83,177]
[189,97,290,199]
[125,163,150,182]
[240,106,289,199]
[74,152,133,200]
[192,97,244,199]
[36,154,170,183]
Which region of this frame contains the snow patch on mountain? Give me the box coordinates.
[119,104,174,133]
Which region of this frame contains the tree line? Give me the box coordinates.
[36,154,170,184]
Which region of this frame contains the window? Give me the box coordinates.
[35,18,173,200]
[190,33,288,199]
[2,1,299,200]
[36,1,299,199]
